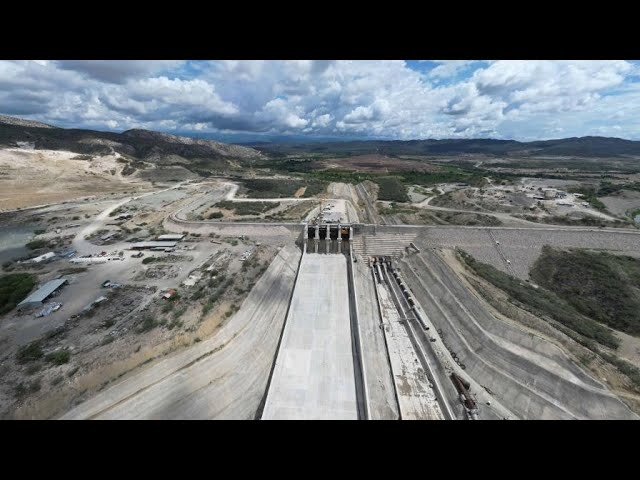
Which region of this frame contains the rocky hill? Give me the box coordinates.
[0,115,263,174]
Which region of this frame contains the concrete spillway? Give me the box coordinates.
[262,253,358,419]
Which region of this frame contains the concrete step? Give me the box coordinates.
[352,233,418,258]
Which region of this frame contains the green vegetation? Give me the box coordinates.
[142,256,157,264]
[568,186,607,210]
[518,214,628,228]
[377,203,420,216]
[601,352,640,386]
[15,379,41,398]
[207,211,224,219]
[162,300,174,313]
[46,349,71,365]
[400,168,487,187]
[531,247,640,335]
[167,319,183,330]
[137,315,157,333]
[26,239,48,250]
[16,341,44,364]
[375,176,409,202]
[0,273,36,314]
[433,211,502,226]
[241,178,326,198]
[109,207,124,217]
[26,364,42,375]
[596,181,640,196]
[304,165,488,191]
[33,229,46,235]
[216,200,280,216]
[202,302,214,317]
[459,250,619,349]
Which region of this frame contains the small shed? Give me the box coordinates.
[162,289,178,300]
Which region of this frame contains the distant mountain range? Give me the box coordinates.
[2,115,640,164]
[249,137,640,158]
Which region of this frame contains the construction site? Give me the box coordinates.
[1,177,639,420]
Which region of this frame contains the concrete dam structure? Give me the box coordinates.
[260,223,638,420]
[62,221,640,420]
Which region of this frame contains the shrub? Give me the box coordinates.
[137,316,157,333]
[15,379,41,398]
[26,239,48,250]
[16,341,44,364]
[0,273,36,315]
[26,364,41,375]
[162,302,174,313]
[46,350,71,365]
[202,303,213,317]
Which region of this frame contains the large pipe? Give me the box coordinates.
[375,263,383,284]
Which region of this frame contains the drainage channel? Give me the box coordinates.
[380,260,455,420]
[371,257,448,420]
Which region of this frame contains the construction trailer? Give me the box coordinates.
[157,234,185,241]
[28,252,56,263]
[130,241,177,250]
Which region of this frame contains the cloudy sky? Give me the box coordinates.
[2,60,640,142]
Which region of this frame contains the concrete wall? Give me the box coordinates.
[399,250,637,419]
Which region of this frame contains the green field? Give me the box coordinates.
[241,179,326,198]
[215,200,280,216]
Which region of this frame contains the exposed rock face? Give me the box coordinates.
[0,115,263,172]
